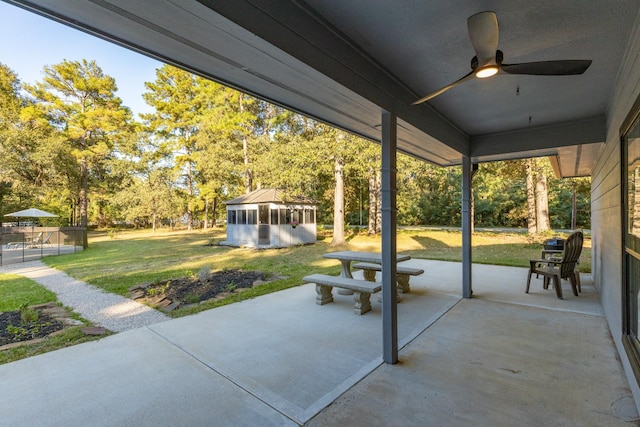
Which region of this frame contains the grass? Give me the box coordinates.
[1,227,590,362]
[0,327,109,365]
[44,228,344,317]
[0,274,58,311]
[0,273,107,365]
[392,229,592,271]
[44,227,591,303]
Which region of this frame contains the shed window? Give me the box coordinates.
[239,210,247,224]
[271,209,279,225]
[290,209,300,224]
[305,209,315,224]
[259,205,269,225]
[228,210,236,224]
[247,209,257,225]
[279,208,287,224]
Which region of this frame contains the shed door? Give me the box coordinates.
[258,204,270,245]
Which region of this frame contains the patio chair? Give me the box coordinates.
[38,231,54,248]
[525,230,584,299]
[7,232,43,250]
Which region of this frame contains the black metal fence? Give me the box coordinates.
[0,227,86,266]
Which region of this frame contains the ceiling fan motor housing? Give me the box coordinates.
[471,50,503,70]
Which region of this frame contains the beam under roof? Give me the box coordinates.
[197,0,470,153]
[470,116,605,158]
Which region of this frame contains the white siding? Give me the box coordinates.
[593,8,640,409]
[225,203,317,247]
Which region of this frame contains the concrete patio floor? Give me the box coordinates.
[0,260,637,426]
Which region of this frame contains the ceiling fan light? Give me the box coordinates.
[475,65,499,78]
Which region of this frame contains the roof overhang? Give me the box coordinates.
[470,115,605,176]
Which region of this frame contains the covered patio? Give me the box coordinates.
[0,260,634,425]
[5,0,640,419]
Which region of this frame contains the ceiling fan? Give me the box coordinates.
[412,11,592,105]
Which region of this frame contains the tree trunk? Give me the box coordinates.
[368,167,378,234]
[203,198,209,230]
[243,134,252,193]
[375,169,382,234]
[359,179,364,226]
[525,159,537,233]
[331,157,346,245]
[73,200,80,228]
[69,202,74,228]
[470,190,475,234]
[571,185,577,230]
[152,212,157,234]
[239,94,253,193]
[535,167,550,232]
[79,165,89,248]
[78,122,89,245]
[212,197,218,227]
[79,159,88,228]
[185,145,194,231]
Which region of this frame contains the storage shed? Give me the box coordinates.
[222,189,317,248]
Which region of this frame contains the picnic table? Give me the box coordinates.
[302,251,409,314]
[323,251,412,296]
[323,251,411,278]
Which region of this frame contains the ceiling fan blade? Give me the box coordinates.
[467,11,498,64]
[501,60,592,75]
[413,71,475,105]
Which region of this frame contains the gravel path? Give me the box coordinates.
[0,260,168,333]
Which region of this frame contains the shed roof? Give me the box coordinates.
[225,189,316,206]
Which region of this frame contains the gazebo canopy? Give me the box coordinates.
[4,208,58,218]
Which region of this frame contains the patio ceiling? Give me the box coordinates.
[7,0,639,177]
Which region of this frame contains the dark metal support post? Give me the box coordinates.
[381,111,398,364]
[462,155,473,298]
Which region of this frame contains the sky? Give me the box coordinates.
[0,2,163,117]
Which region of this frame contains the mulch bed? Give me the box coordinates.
[1,270,272,348]
[0,303,106,350]
[0,307,65,347]
[128,269,273,311]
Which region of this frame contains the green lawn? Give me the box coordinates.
[394,229,591,271]
[43,227,591,303]
[0,274,57,311]
[1,227,590,363]
[43,229,344,316]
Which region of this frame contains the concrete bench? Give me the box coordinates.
[303,273,382,315]
[352,262,424,293]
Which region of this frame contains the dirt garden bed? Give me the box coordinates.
[0,303,103,350]
[128,268,274,311]
[2,270,273,348]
